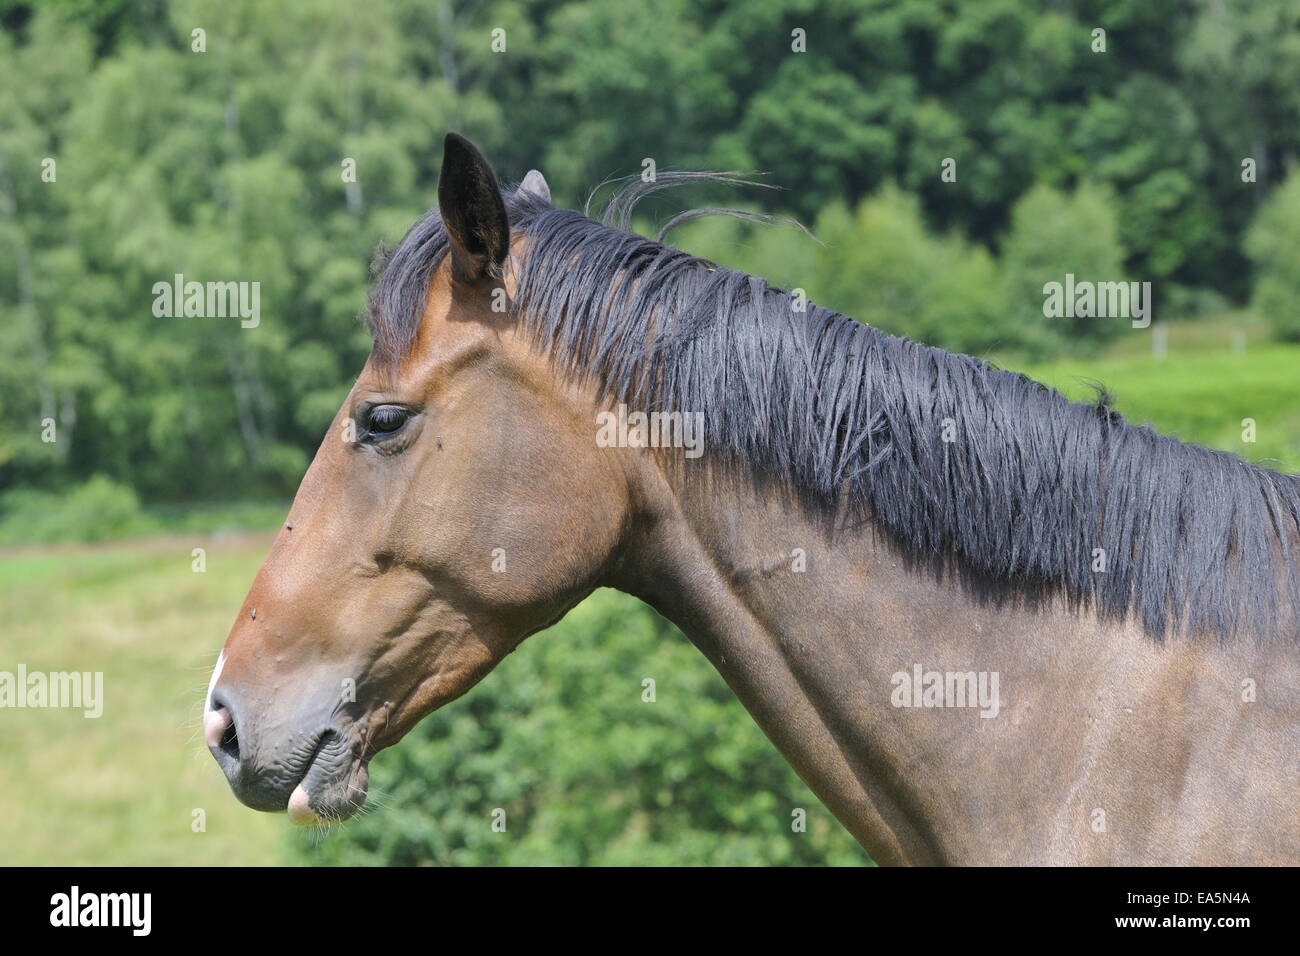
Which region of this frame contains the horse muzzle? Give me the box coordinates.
[205,673,369,825]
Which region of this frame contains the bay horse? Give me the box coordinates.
[206,132,1300,864]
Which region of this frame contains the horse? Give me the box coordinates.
[205,132,1300,864]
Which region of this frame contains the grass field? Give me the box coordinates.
[3,320,1298,864]
[0,533,287,865]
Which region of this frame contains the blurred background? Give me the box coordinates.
[2,0,1299,865]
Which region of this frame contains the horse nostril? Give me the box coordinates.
[219,719,240,762]
[206,696,241,763]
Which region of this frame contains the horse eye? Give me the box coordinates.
[366,405,409,435]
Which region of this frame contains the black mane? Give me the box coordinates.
[367,174,1300,641]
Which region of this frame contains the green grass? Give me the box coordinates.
[0,532,288,865]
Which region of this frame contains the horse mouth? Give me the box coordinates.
[285,730,370,826]
[208,714,370,824]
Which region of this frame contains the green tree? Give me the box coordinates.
[1244,169,1300,342]
[999,180,1128,356]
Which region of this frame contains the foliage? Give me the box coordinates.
[0,474,140,543]
[0,484,286,544]
[1244,170,1300,342]
[999,180,1128,356]
[3,0,1299,511]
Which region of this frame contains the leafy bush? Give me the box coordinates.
[1244,171,1300,342]
[0,475,142,545]
[0,481,287,546]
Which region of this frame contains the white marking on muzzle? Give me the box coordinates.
[205,650,225,712]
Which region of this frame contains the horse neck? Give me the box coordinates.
[608,457,1294,864]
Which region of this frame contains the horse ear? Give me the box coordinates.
[519,169,551,202]
[437,132,510,282]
